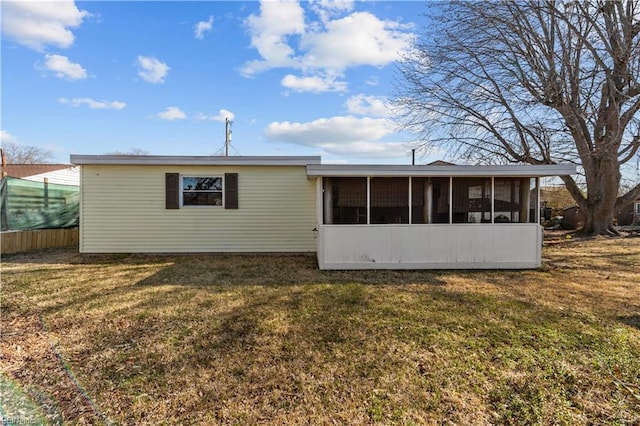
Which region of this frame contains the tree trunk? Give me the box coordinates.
[582,199,618,235]
[580,158,621,236]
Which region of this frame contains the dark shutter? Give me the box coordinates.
[165,173,179,209]
[225,173,238,209]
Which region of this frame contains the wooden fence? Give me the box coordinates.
[1,228,79,255]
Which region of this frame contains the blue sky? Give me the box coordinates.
[1,0,432,165]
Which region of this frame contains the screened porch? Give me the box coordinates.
[307,163,575,270]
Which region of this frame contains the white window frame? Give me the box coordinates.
[635,201,640,215]
[180,175,224,208]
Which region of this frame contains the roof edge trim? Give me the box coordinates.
[306,164,577,177]
[71,155,321,166]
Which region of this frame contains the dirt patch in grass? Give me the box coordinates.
[2,236,639,424]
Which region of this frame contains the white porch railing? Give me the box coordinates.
[317,223,542,270]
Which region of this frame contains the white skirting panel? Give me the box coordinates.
[317,224,542,270]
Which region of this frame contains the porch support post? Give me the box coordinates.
[408,177,413,224]
[425,178,433,224]
[491,177,495,223]
[520,178,530,223]
[366,176,371,224]
[323,177,332,224]
[535,177,540,223]
[449,176,453,224]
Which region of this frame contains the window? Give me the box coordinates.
[182,176,223,206]
[635,202,640,215]
[165,173,238,210]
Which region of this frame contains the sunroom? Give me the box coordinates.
[307,163,576,270]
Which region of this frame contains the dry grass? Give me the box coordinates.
[1,236,639,425]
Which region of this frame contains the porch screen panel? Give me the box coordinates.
[370,177,409,224]
[494,178,521,223]
[452,178,492,223]
[410,177,449,224]
[431,178,450,223]
[528,178,538,223]
[330,177,367,224]
[411,178,425,224]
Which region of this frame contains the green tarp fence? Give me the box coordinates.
[0,177,79,231]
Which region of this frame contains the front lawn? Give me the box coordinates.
[2,237,639,424]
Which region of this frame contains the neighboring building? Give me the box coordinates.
[1,164,80,231]
[563,199,640,229]
[561,205,584,230]
[71,155,575,269]
[616,199,640,226]
[1,164,80,186]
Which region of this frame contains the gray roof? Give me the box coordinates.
[1,164,75,178]
[306,163,576,177]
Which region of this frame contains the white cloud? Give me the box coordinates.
[137,56,169,83]
[345,94,390,117]
[157,107,186,121]
[281,74,347,93]
[264,115,406,158]
[1,130,18,144]
[242,1,414,93]
[195,109,235,123]
[320,140,408,158]
[241,0,306,76]
[0,0,88,51]
[265,115,392,145]
[366,76,380,86]
[43,54,87,80]
[300,12,414,70]
[195,15,214,39]
[309,0,355,23]
[59,97,126,110]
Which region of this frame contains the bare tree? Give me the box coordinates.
[1,141,53,164]
[394,0,640,235]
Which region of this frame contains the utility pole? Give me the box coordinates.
[225,117,232,157]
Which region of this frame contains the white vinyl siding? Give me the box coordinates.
[79,165,316,253]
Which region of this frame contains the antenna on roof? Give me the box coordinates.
[225,117,233,157]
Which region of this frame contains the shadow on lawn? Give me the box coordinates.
[619,315,640,330]
[6,249,640,424]
[133,254,449,288]
[3,247,448,287]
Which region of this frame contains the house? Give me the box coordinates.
[616,199,640,226]
[70,155,576,269]
[561,205,583,230]
[1,163,80,186]
[563,198,640,229]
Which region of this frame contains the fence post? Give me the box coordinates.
[44,178,49,208]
